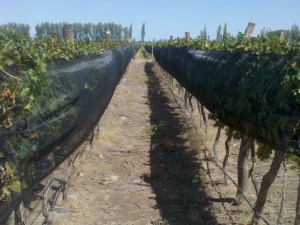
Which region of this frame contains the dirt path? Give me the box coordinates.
[22,48,298,225]
[29,50,226,225]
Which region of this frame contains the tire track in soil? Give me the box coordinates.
[49,52,230,225]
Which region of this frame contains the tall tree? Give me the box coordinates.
[113,24,123,41]
[123,27,130,41]
[129,23,133,41]
[35,22,127,41]
[223,23,229,40]
[73,23,83,40]
[1,23,30,36]
[44,22,50,36]
[201,25,208,40]
[291,23,300,42]
[83,23,92,40]
[260,27,267,37]
[141,22,145,43]
[94,23,104,40]
[216,24,222,41]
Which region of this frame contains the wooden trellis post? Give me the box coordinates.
[185,32,190,41]
[244,22,256,38]
[106,30,112,41]
[184,32,193,111]
[280,31,285,40]
[63,24,74,43]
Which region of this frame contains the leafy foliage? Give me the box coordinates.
[260,23,300,42]
[0,30,132,208]
[257,143,273,161]
[148,34,300,156]
[0,30,126,127]
[153,32,300,54]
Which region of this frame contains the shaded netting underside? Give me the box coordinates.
[147,46,300,156]
[0,46,136,220]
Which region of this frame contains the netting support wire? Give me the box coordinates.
[42,179,64,225]
[203,146,271,225]
[42,177,53,223]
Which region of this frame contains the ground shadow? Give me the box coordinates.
[143,61,219,225]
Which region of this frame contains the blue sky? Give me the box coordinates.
[0,0,299,40]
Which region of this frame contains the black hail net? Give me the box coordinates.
[0,46,136,220]
[146,45,300,156]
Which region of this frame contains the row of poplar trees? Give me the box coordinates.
[35,22,133,41]
[0,22,133,41]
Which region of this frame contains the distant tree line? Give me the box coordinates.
[260,23,300,42]
[200,25,208,40]
[1,22,300,43]
[199,23,231,41]
[201,23,299,42]
[0,22,30,36]
[35,22,132,41]
[0,22,133,41]
[216,23,231,40]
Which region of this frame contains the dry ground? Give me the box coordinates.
[24,49,298,225]
[49,49,229,225]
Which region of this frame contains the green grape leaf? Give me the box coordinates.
[19,87,30,98]
[4,59,13,66]
[24,101,32,110]
[257,144,273,161]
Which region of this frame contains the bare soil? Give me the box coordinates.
[24,49,298,225]
[49,50,229,225]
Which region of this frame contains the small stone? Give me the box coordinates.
[78,172,85,177]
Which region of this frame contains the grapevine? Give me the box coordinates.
[0,30,134,215]
[147,35,300,156]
